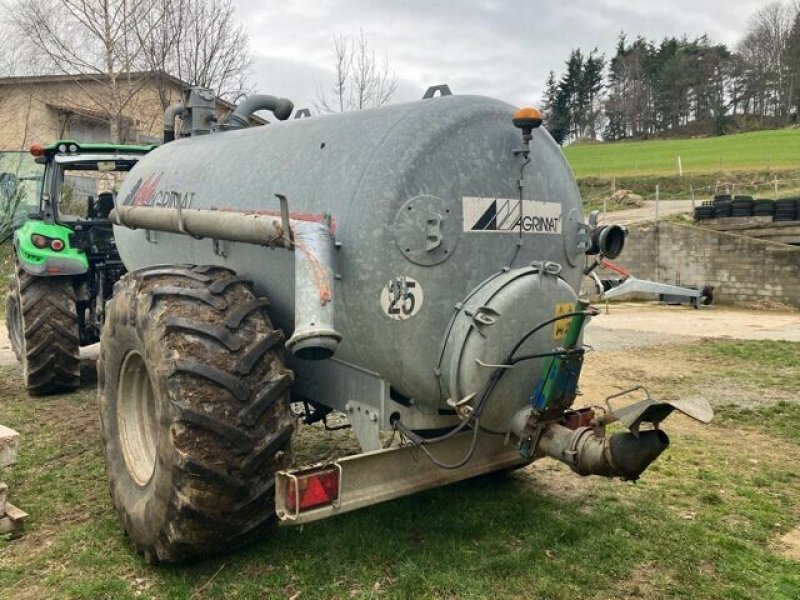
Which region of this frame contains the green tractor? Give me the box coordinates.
[3,140,155,395]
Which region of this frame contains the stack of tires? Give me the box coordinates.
[693,194,798,222]
[712,195,733,218]
[752,199,776,217]
[731,195,754,217]
[693,201,715,221]
[774,198,798,222]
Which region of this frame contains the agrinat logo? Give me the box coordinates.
[462,197,562,234]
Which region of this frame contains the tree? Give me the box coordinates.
[787,8,800,118]
[604,34,630,140]
[542,69,570,145]
[542,70,569,143]
[8,0,254,139]
[580,49,605,139]
[315,31,397,112]
[9,0,162,142]
[736,1,796,119]
[137,0,252,107]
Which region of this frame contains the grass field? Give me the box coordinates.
[1,338,799,599]
[564,129,800,178]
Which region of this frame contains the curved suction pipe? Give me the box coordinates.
[225,95,294,129]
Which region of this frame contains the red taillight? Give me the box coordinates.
[50,239,65,251]
[285,467,340,513]
[31,234,48,248]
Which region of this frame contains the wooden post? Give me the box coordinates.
[774,178,779,199]
[655,184,660,221]
[677,155,683,177]
[690,184,696,209]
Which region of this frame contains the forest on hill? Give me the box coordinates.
[543,1,800,144]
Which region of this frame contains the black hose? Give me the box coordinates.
[507,310,593,361]
[417,423,481,469]
[510,347,585,365]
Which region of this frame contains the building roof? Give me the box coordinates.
[0,70,267,124]
[46,102,121,123]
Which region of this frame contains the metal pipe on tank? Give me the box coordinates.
[286,220,341,360]
[163,103,187,143]
[224,95,295,129]
[112,205,289,246]
[110,205,340,360]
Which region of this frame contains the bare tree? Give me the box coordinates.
[138,0,252,107]
[786,2,800,117]
[737,1,797,119]
[7,0,164,141]
[315,31,397,113]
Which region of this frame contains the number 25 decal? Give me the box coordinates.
[380,276,424,320]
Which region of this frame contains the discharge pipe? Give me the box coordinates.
[224,94,295,129]
[111,205,340,360]
[536,423,669,481]
[586,224,627,259]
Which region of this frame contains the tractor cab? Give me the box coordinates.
[30,140,155,224]
[13,140,155,278]
[0,151,45,241]
[4,140,156,395]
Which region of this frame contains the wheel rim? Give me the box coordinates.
[118,351,158,486]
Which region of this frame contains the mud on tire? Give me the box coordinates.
[99,265,294,563]
[5,263,80,395]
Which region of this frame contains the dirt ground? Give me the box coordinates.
[598,199,694,225]
[581,303,798,410]
[585,302,800,348]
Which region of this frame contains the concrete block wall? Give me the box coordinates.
[606,221,800,307]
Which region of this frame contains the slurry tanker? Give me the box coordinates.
[32,86,712,563]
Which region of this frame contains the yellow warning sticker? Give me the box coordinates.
[553,303,574,340]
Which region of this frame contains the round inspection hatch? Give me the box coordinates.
[393,195,460,266]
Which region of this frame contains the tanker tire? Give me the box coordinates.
[5,264,80,395]
[99,265,294,564]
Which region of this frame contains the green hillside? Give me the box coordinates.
[563,128,800,178]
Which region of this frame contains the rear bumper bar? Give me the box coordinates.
[275,431,526,525]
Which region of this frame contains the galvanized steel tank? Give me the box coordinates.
[114,94,587,433]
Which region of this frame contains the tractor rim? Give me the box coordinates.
[118,351,157,486]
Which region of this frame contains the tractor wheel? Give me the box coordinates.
[99,265,294,563]
[5,282,23,362]
[5,264,80,395]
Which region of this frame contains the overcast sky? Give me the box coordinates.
[234,0,767,111]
